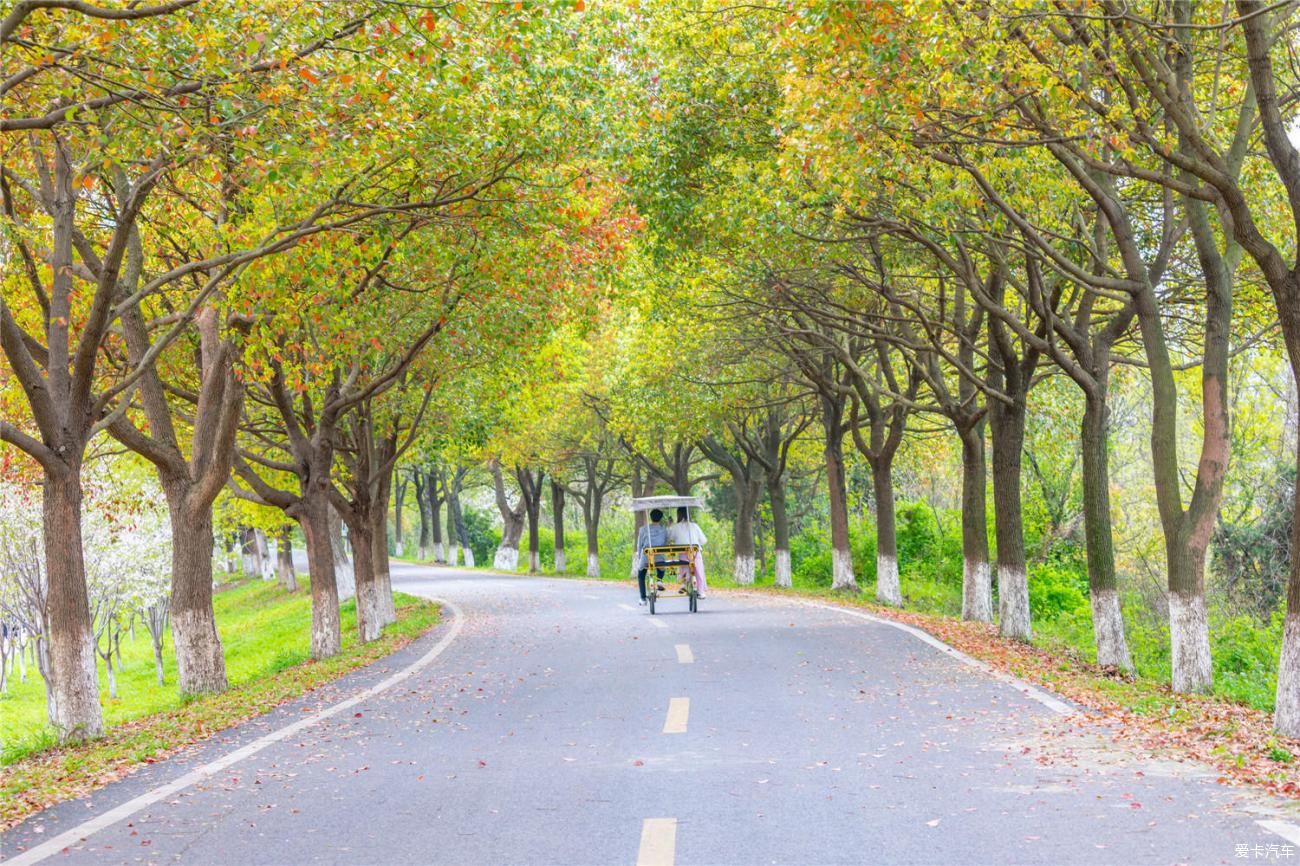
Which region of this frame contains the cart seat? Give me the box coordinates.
[643,544,700,567]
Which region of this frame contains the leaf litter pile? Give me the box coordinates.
[751,587,1300,800]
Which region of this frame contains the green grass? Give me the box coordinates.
[0,579,439,827]
[1,579,367,757]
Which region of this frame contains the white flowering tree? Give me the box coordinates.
[0,484,48,703]
[83,483,173,699]
[1,478,172,706]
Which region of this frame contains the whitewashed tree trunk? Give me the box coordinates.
[276,539,297,592]
[357,583,383,642]
[1169,591,1212,693]
[961,558,993,623]
[554,549,566,573]
[462,547,475,568]
[1275,614,1300,737]
[734,553,756,586]
[256,529,274,580]
[774,549,791,588]
[587,552,601,578]
[998,564,1032,641]
[529,549,540,574]
[103,650,117,700]
[240,528,258,576]
[329,508,356,601]
[875,554,902,606]
[831,548,856,591]
[376,565,396,626]
[1092,588,1134,671]
[494,546,519,571]
[448,544,460,567]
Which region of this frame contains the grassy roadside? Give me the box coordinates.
[0,582,440,830]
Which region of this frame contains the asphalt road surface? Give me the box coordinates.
[5,562,1300,866]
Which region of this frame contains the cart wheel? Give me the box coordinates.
[689,594,696,613]
[649,595,656,615]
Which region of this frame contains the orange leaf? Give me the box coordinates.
[299,67,320,84]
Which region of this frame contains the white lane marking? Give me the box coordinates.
[583,594,600,599]
[4,599,466,866]
[619,603,637,612]
[792,599,1073,715]
[649,618,667,629]
[663,697,689,734]
[675,644,694,664]
[1259,820,1300,846]
[637,818,677,866]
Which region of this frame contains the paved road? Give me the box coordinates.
[4,563,1299,865]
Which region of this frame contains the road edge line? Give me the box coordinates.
[2,599,466,866]
[1259,819,1300,846]
[791,598,1075,715]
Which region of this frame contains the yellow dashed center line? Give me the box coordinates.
[637,817,677,866]
[675,644,694,664]
[663,697,689,734]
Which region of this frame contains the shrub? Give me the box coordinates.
[1028,561,1089,621]
[461,507,499,566]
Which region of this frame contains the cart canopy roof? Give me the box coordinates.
[629,495,705,512]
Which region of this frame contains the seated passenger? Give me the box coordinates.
[633,508,667,605]
[666,506,707,597]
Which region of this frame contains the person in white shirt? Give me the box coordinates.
[666,506,707,597]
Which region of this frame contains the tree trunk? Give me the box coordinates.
[43,466,104,742]
[733,478,760,585]
[224,535,239,575]
[299,494,342,659]
[430,483,444,563]
[496,516,524,571]
[1276,411,1300,735]
[240,527,258,576]
[255,529,273,580]
[491,463,526,571]
[526,497,541,575]
[585,510,601,578]
[370,496,397,627]
[822,395,857,592]
[151,628,166,686]
[1080,391,1134,671]
[769,475,792,588]
[329,505,356,601]
[393,471,405,558]
[552,481,566,574]
[415,474,432,561]
[871,457,902,606]
[958,423,993,622]
[1135,283,1220,692]
[990,395,1031,640]
[164,484,228,694]
[447,478,473,567]
[277,528,298,592]
[347,516,383,644]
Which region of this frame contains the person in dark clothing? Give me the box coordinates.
[634,508,668,604]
